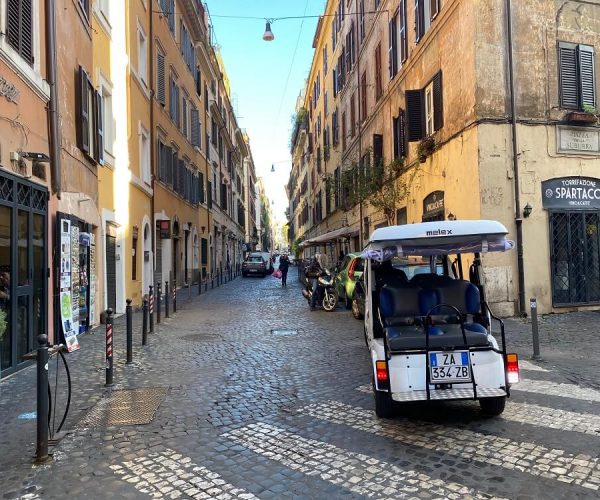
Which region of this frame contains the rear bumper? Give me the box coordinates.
[390,387,506,402]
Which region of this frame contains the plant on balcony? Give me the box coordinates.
[417,135,437,162]
[567,105,600,125]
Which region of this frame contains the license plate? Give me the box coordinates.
[249,269,257,273]
[429,351,471,383]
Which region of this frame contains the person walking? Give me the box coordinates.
[305,254,324,310]
[279,254,290,287]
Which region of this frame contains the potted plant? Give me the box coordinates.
[566,106,599,124]
[417,136,437,162]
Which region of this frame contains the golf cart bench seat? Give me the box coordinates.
[379,280,489,350]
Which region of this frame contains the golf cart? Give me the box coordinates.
[362,220,519,417]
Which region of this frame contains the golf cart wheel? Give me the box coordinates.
[352,297,363,320]
[322,289,338,312]
[374,386,395,418]
[479,396,506,416]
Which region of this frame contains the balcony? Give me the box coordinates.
[181,0,207,43]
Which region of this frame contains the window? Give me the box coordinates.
[399,0,408,64]
[6,0,33,64]
[392,109,407,159]
[140,124,150,184]
[156,49,166,105]
[137,24,148,85]
[190,105,201,148]
[373,134,383,168]
[389,12,398,79]
[99,80,114,160]
[332,109,339,146]
[406,70,444,141]
[350,92,356,137]
[157,139,172,185]
[346,22,355,72]
[341,111,347,150]
[559,42,596,110]
[416,0,439,42]
[181,94,188,139]
[359,0,365,41]
[180,20,195,72]
[323,45,328,75]
[77,66,104,165]
[195,66,202,96]
[375,43,383,100]
[78,0,90,18]
[324,91,328,117]
[169,74,179,125]
[360,71,367,120]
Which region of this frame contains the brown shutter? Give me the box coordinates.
[430,0,440,19]
[433,70,444,131]
[415,0,424,42]
[406,89,425,141]
[399,108,407,157]
[78,66,90,154]
[196,66,202,96]
[95,91,104,165]
[7,0,33,64]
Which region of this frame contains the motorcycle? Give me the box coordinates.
[302,269,339,311]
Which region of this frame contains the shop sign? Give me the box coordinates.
[0,75,19,103]
[542,176,600,210]
[557,126,600,154]
[158,220,171,239]
[423,191,445,217]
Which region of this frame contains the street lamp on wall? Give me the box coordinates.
[523,203,532,218]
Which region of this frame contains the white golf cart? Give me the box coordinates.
[362,220,519,417]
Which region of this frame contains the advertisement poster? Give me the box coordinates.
[59,218,79,352]
[90,233,96,327]
[71,225,80,335]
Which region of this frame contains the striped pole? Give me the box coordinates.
[105,308,114,387]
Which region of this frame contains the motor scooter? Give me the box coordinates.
[302,270,338,311]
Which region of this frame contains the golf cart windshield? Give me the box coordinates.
[362,220,514,261]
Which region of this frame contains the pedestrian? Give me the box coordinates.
[305,254,324,310]
[279,254,290,287]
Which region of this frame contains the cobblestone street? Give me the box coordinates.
[1,272,600,499]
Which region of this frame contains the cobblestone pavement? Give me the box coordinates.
[1,271,600,499]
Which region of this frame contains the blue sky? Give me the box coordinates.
[204,0,325,224]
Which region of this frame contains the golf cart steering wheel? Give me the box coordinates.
[424,303,464,327]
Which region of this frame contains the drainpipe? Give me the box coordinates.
[506,0,526,314]
[149,4,156,289]
[356,8,363,249]
[46,0,61,198]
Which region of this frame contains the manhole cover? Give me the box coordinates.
[77,388,167,428]
[271,329,298,336]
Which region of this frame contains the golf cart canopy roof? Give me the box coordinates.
[362,220,514,261]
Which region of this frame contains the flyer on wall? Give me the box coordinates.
[59,217,80,352]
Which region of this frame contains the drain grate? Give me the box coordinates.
[271,329,298,336]
[181,333,218,342]
[77,388,167,428]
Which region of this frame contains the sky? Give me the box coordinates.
[204,0,326,225]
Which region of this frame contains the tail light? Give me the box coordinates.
[348,259,357,280]
[506,353,519,384]
[375,360,390,390]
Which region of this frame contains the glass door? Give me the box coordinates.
[0,205,11,372]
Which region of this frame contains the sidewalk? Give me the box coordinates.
[0,275,239,498]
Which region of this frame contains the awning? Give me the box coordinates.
[300,226,357,247]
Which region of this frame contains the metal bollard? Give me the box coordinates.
[106,308,114,387]
[211,273,214,289]
[149,285,154,333]
[173,280,177,313]
[35,334,50,463]
[165,281,170,318]
[142,297,148,346]
[530,297,542,360]
[126,299,133,364]
[156,283,161,324]
[198,276,202,295]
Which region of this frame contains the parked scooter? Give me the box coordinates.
[302,270,339,311]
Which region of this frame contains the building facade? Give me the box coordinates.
[290,0,600,315]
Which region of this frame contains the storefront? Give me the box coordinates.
[422,191,445,222]
[0,170,48,376]
[542,176,600,307]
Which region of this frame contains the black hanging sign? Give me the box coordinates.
[541,177,600,210]
[423,190,445,217]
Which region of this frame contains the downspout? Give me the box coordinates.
[506,0,526,314]
[149,5,156,290]
[356,8,363,249]
[46,0,61,197]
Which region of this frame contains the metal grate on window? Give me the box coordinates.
[32,189,45,211]
[0,176,14,202]
[17,184,31,207]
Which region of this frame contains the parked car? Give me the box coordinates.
[333,253,364,309]
[242,255,267,277]
[249,252,273,273]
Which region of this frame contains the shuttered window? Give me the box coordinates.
[431,0,440,19]
[77,65,103,164]
[559,42,596,110]
[7,0,33,64]
[207,180,212,208]
[389,12,398,79]
[415,0,425,42]
[373,134,383,169]
[78,66,91,154]
[95,92,104,166]
[393,109,407,159]
[198,172,205,203]
[350,92,356,137]
[195,66,202,96]
[375,44,383,100]
[399,0,408,63]
[406,90,425,141]
[432,71,444,130]
[360,73,367,120]
[157,51,166,105]
[181,96,188,138]
[406,70,443,141]
[190,107,200,147]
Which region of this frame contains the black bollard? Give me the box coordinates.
[165,281,170,318]
[126,299,133,364]
[149,285,154,333]
[156,282,162,324]
[530,297,541,360]
[142,297,148,346]
[106,308,114,387]
[35,334,50,463]
[198,275,202,295]
[211,273,214,289]
[173,280,177,313]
